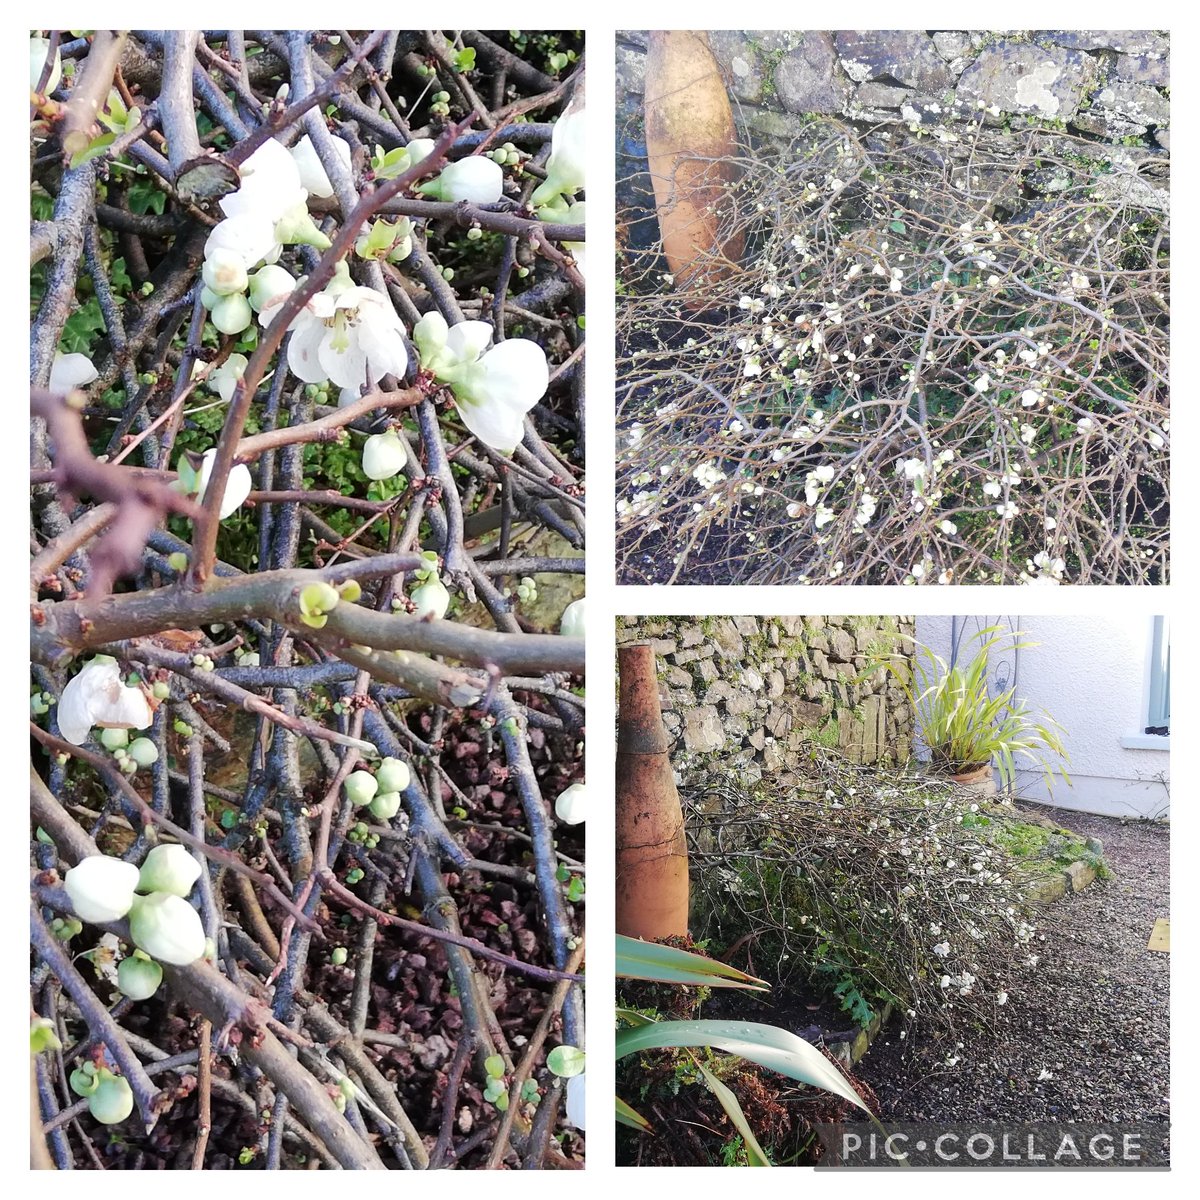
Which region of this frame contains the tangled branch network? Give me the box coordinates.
[30,30,585,1170]
[617,118,1168,585]
[685,750,1044,1039]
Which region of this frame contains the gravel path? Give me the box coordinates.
[858,808,1170,1131]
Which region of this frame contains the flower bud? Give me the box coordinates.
[125,738,159,768]
[210,292,253,336]
[344,770,379,808]
[559,597,586,639]
[128,893,206,965]
[201,248,249,297]
[89,1070,134,1126]
[117,951,163,1001]
[100,727,130,751]
[554,782,586,825]
[410,577,450,620]
[64,856,139,925]
[369,791,402,821]
[274,202,332,250]
[361,430,407,481]
[419,156,504,204]
[331,947,348,966]
[376,757,411,793]
[30,37,62,94]
[299,581,340,629]
[405,138,435,167]
[70,1065,100,1098]
[248,264,296,316]
[137,844,201,898]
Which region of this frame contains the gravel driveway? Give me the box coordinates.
[858,808,1170,1133]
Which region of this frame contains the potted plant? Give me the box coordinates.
[864,626,1070,796]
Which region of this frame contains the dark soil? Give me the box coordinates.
[857,809,1169,1142]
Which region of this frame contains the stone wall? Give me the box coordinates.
[618,30,1170,240]
[616,615,916,789]
[618,29,1170,148]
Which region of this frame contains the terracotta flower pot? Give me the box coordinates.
[948,762,998,800]
[616,642,690,940]
[644,31,744,306]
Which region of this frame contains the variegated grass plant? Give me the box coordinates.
[863,625,1070,794]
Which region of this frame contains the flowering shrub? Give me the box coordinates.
[31,29,584,1171]
[687,749,1044,1036]
[617,121,1168,584]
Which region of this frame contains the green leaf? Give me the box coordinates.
[69,131,115,169]
[453,47,477,72]
[695,1058,772,1166]
[546,1044,585,1078]
[614,1020,870,1114]
[889,220,906,234]
[616,1095,652,1132]
[616,934,769,990]
[484,1054,505,1079]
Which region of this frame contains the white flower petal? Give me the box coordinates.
[49,352,98,393]
[198,449,253,519]
[291,134,350,199]
[444,320,494,365]
[286,310,333,383]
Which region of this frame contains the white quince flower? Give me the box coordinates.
[128,893,206,965]
[1020,389,1041,407]
[221,138,307,223]
[198,449,253,520]
[555,782,586,825]
[287,287,408,391]
[30,36,62,92]
[58,656,153,746]
[137,845,202,898]
[64,856,140,924]
[204,214,282,273]
[560,598,586,638]
[420,156,504,204]
[532,107,586,206]
[49,352,98,394]
[447,343,549,453]
[973,373,990,393]
[290,134,351,199]
[209,140,328,268]
[539,198,585,278]
[413,312,549,452]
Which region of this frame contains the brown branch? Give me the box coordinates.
[30,726,320,938]
[60,31,129,162]
[485,933,587,1168]
[318,869,585,986]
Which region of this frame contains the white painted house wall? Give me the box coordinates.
[915,615,1170,819]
